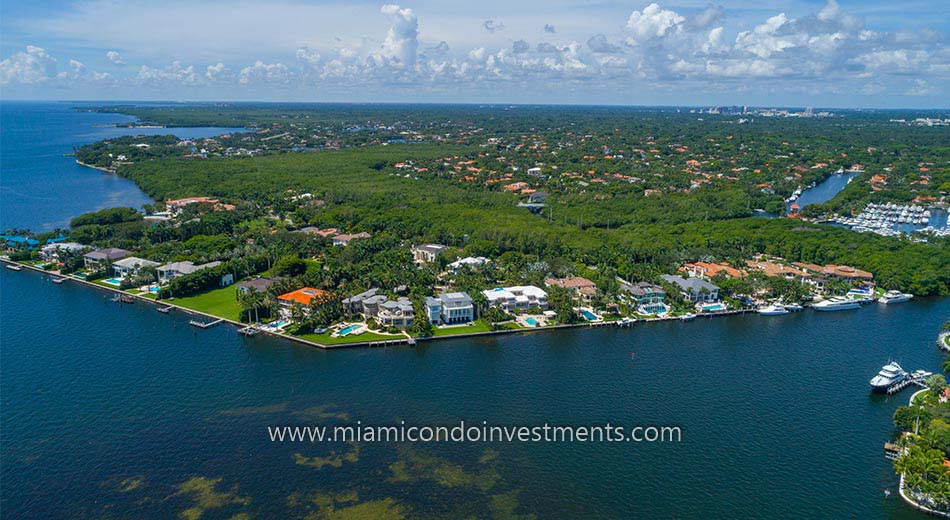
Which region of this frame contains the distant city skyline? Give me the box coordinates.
[1,0,947,108]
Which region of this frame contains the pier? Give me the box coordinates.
[189,318,223,329]
[886,371,933,395]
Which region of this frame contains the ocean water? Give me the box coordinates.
[2,103,949,518]
[0,101,244,232]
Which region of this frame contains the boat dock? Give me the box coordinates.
[886,371,933,395]
[238,325,259,336]
[189,318,223,329]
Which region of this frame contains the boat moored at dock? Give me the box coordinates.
[869,362,907,393]
[878,290,913,304]
[758,303,789,316]
[812,297,861,312]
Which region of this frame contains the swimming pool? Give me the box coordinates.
[337,324,362,336]
[147,286,160,293]
[701,303,726,312]
[265,320,289,330]
[525,317,539,327]
[104,278,122,286]
[580,309,598,321]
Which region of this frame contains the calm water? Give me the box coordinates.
[0,101,244,232]
[787,172,859,213]
[2,103,949,518]
[2,270,947,518]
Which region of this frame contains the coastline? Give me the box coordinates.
[0,257,756,350]
[75,159,114,173]
[897,388,950,518]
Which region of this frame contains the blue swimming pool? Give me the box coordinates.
[525,317,539,327]
[266,320,289,329]
[701,303,726,312]
[147,286,160,293]
[104,278,122,286]
[337,324,361,336]
[580,310,597,321]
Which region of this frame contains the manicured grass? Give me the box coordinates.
[295,330,401,345]
[431,319,493,337]
[169,285,242,321]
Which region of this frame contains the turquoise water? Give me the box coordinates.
[525,317,539,326]
[580,310,597,320]
[702,303,727,312]
[104,278,122,286]
[337,324,361,335]
[3,268,947,518]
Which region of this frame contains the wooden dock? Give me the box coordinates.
[189,318,223,329]
[886,372,932,395]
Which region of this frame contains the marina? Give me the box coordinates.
[826,202,950,238]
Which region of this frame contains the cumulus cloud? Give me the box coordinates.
[689,4,725,30]
[512,40,530,54]
[544,24,556,34]
[432,41,450,55]
[483,20,505,33]
[134,61,199,86]
[205,62,233,82]
[239,60,290,84]
[587,34,621,54]
[379,4,418,68]
[0,45,57,85]
[625,3,685,44]
[106,51,124,65]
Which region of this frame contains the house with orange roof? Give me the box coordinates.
[681,262,747,279]
[278,287,333,309]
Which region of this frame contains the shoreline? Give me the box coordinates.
[897,388,950,518]
[75,159,115,173]
[1,258,759,350]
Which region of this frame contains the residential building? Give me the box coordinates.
[619,279,667,314]
[412,244,447,264]
[277,287,333,309]
[111,257,160,279]
[332,232,371,246]
[342,288,380,315]
[164,197,229,215]
[376,297,415,328]
[447,256,490,272]
[424,297,443,325]
[545,276,597,303]
[39,242,87,260]
[745,259,809,281]
[660,275,719,303]
[435,292,475,324]
[681,261,747,279]
[156,260,222,284]
[83,248,131,269]
[482,286,547,312]
[236,277,282,296]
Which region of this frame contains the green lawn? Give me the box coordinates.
[431,319,493,337]
[169,285,242,321]
[295,330,402,345]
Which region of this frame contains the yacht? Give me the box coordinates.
[758,303,789,316]
[679,313,696,321]
[878,290,913,304]
[869,362,907,393]
[812,297,861,312]
[5,264,21,271]
[784,302,804,312]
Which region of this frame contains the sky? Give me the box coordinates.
[0,0,947,108]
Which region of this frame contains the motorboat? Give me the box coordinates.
[758,303,789,316]
[878,290,913,304]
[812,297,861,311]
[869,362,907,393]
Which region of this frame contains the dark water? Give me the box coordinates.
[2,269,948,518]
[787,172,859,213]
[0,101,244,232]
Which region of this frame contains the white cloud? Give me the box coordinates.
[483,20,505,33]
[625,3,685,44]
[205,62,233,82]
[379,4,418,69]
[544,24,556,34]
[689,5,725,31]
[106,50,123,65]
[0,45,57,85]
[239,60,290,85]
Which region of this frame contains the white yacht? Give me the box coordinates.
[679,313,696,321]
[878,290,913,304]
[812,297,861,312]
[784,302,804,312]
[869,362,907,393]
[758,303,789,316]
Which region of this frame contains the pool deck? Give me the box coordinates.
[2,258,757,350]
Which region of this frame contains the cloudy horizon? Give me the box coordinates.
[1,0,947,108]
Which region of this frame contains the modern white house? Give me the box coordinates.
[83,248,131,269]
[39,242,87,261]
[447,256,490,272]
[411,244,447,264]
[156,260,222,284]
[425,292,475,325]
[482,286,547,312]
[111,257,160,279]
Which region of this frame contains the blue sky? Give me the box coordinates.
[1,0,946,107]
